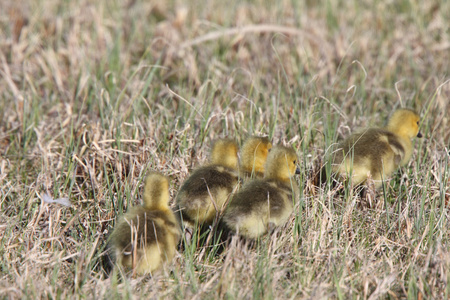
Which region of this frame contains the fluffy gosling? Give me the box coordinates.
[223,145,300,239]
[331,108,422,188]
[176,139,240,228]
[109,172,180,275]
[239,136,272,180]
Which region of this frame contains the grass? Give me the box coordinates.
[1,0,449,298]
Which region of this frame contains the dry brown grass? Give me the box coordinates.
[1,0,449,298]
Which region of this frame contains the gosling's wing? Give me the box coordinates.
[266,180,295,224]
[178,166,238,198]
[224,179,291,225]
[385,133,405,166]
[334,129,393,163]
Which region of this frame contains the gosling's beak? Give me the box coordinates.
[295,166,301,175]
[417,131,423,138]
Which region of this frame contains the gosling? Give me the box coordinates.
[176,139,240,228]
[223,145,300,239]
[109,172,180,275]
[239,136,272,180]
[330,108,422,188]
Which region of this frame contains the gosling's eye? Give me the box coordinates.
[293,160,296,164]
[417,121,419,125]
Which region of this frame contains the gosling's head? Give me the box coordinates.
[142,172,170,211]
[209,138,239,169]
[386,109,422,140]
[240,136,272,174]
[264,146,300,182]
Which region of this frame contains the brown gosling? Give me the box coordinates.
[176,138,240,228]
[239,136,272,180]
[223,145,300,239]
[331,108,422,188]
[109,172,180,275]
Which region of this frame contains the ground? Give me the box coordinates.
[0,0,449,298]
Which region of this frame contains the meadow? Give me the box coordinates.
[0,0,449,298]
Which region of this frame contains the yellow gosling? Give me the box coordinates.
[176,138,240,227]
[223,145,300,239]
[331,108,422,188]
[109,172,180,275]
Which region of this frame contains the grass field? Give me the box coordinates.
[1,0,449,298]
